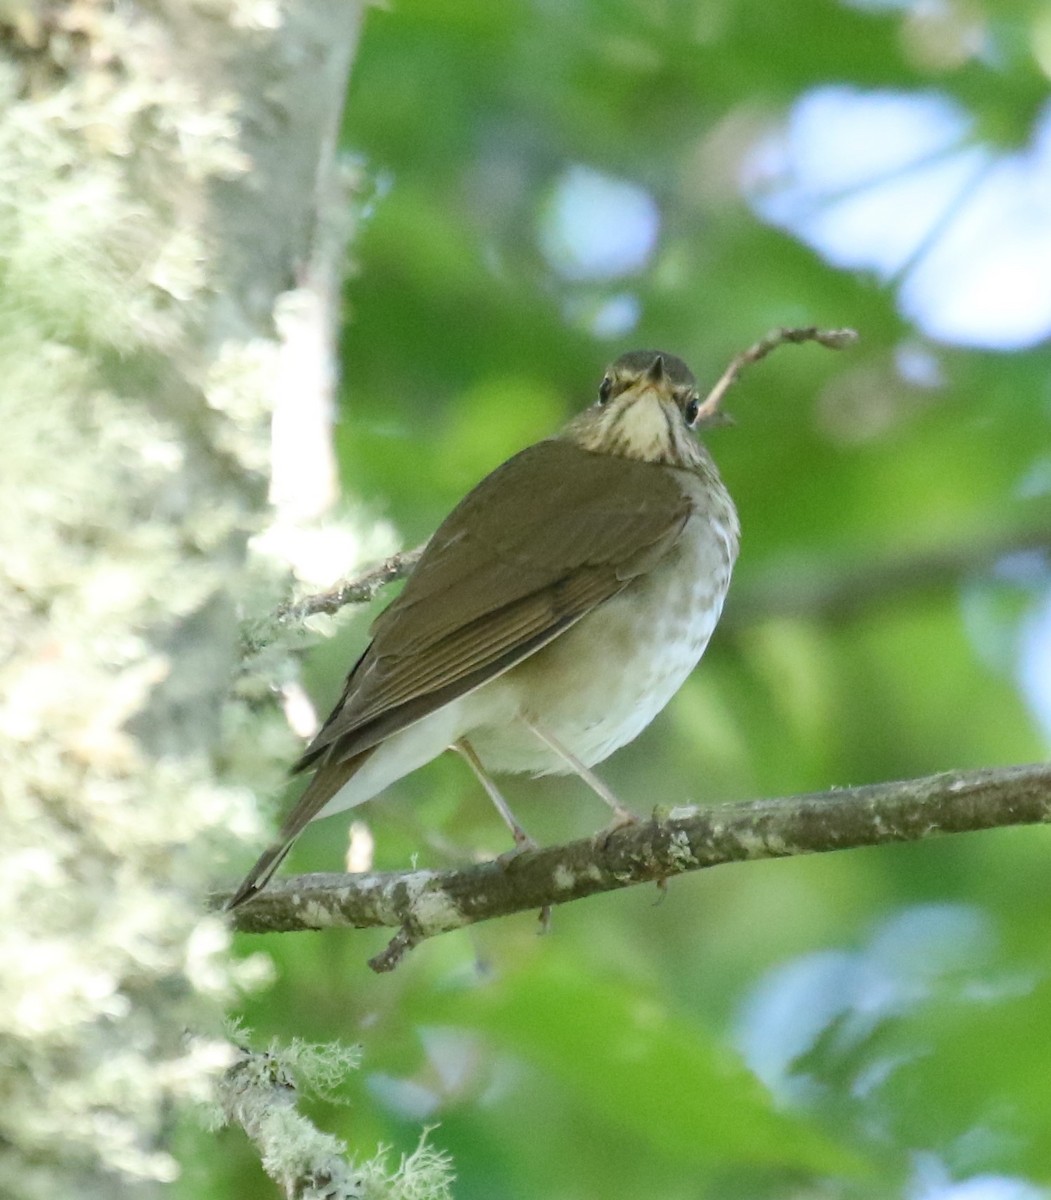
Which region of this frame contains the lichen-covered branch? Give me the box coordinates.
[276,546,425,627]
[220,1044,366,1200]
[216,1041,452,1200]
[224,762,1051,972]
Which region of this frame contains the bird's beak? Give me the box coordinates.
[631,355,675,409]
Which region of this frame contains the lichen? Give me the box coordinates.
[553,864,577,890]
[213,1036,453,1200]
[0,5,277,1196]
[665,829,698,870]
[408,881,469,934]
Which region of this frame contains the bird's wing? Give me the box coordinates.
[296,439,693,771]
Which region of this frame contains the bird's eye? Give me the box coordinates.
[684,396,701,426]
[598,376,613,405]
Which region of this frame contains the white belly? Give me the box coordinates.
[467,508,737,774]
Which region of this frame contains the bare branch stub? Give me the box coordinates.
[274,545,424,627]
[367,926,420,974]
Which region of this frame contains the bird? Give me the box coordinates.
[228,349,739,909]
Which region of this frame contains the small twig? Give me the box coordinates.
[254,510,1048,653]
[695,325,859,425]
[274,545,424,627]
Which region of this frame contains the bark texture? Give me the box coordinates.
[0,2,362,1196]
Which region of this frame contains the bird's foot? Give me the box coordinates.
[495,828,539,868]
[593,804,641,850]
[608,803,641,830]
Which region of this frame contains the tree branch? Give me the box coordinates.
[223,762,1051,972]
[272,545,425,627]
[219,1045,364,1200]
[694,325,858,425]
[218,1041,453,1200]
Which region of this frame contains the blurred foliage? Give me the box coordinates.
[203,1,1051,1197]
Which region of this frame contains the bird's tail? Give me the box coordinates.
[225,751,373,911]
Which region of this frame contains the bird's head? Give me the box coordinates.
[562,350,712,469]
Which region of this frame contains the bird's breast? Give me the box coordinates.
[467,484,739,775]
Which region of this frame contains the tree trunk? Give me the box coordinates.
[0,2,363,1196]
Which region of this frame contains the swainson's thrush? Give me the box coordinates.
[229,350,739,908]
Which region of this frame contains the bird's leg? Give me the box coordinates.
[520,716,639,828]
[451,739,537,852]
[452,739,550,931]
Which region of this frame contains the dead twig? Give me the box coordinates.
[695,325,858,425]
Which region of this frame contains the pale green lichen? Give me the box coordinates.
[553,863,577,890]
[219,1042,361,1198]
[214,1035,453,1200]
[205,337,280,475]
[665,829,698,870]
[403,875,468,933]
[357,1133,455,1200]
[0,5,275,1197]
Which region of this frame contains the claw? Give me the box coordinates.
[495,832,539,868]
[594,807,641,852]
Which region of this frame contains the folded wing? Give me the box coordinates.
[297,438,693,772]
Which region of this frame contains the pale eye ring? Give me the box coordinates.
[598,376,613,405]
[684,396,700,426]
